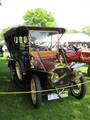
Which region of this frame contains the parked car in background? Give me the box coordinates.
[65,45,90,76]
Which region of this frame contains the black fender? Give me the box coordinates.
[8,59,15,68]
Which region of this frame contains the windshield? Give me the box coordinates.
[29,30,62,51]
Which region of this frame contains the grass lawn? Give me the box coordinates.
[0,58,90,120]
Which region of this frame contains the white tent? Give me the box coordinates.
[34,33,90,49]
[60,33,90,43]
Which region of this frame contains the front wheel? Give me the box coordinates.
[70,76,86,99]
[30,75,42,108]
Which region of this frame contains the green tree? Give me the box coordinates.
[23,8,57,27]
[66,29,79,33]
[0,32,3,41]
[0,27,10,41]
[82,26,90,35]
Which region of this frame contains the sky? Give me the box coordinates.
[0,0,90,31]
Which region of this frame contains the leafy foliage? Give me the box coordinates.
[82,26,90,35]
[23,8,57,27]
[0,27,10,42]
[66,29,80,33]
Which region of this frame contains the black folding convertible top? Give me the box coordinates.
[4,26,66,39]
[4,26,66,61]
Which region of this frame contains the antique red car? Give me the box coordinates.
[65,46,90,76]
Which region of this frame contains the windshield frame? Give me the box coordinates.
[29,30,63,51]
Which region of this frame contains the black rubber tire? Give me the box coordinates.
[87,64,90,76]
[70,76,86,99]
[15,61,23,81]
[9,62,25,88]
[9,66,18,82]
[30,75,42,108]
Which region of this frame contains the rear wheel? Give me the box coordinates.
[9,66,18,82]
[9,61,25,88]
[15,61,23,80]
[30,75,42,108]
[70,76,86,99]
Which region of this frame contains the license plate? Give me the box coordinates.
[48,91,68,100]
[48,93,59,100]
[59,91,68,98]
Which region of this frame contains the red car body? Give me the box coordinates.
[66,48,90,63]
